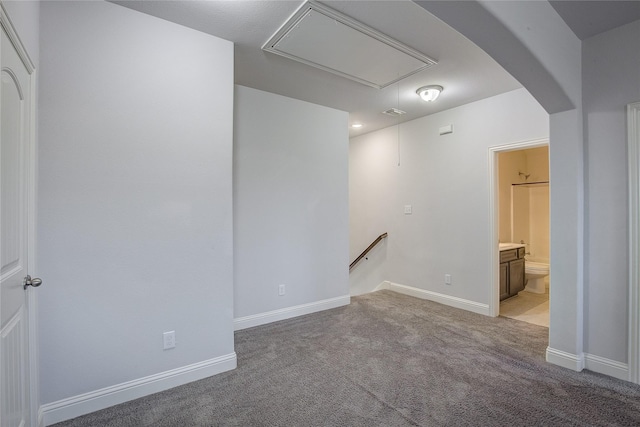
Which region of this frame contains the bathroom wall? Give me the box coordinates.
[528,185,550,263]
[498,150,526,242]
[498,146,549,263]
[511,185,531,244]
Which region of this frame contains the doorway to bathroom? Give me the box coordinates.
[488,139,550,327]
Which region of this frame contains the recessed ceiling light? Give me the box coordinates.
[351,123,363,128]
[416,85,443,102]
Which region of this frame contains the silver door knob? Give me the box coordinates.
[23,275,42,290]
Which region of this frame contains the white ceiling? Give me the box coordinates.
[111,0,638,137]
[111,0,521,136]
[550,0,640,40]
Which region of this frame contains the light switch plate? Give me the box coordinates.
[404,205,412,214]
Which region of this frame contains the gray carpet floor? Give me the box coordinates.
[54,290,640,426]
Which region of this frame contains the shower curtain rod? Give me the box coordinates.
[512,181,549,186]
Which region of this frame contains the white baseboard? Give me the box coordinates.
[546,348,630,381]
[376,281,491,316]
[38,406,44,427]
[546,346,585,371]
[41,352,237,426]
[584,353,629,381]
[234,295,351,331]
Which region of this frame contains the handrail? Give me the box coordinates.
[349,232,388,271]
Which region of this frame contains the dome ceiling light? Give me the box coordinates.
[416,85,443,102]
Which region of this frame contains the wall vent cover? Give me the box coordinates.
[263,1,437,89]
[382,108,406,116]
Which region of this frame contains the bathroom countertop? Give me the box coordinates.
[499,243,526,251]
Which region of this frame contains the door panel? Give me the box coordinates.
[509,258,525,295]
[1,63,26,327]
[1,16,33,427]
[499,262,509,301]
[2,309,26,427]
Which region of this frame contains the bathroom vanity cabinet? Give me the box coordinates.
[500,247,526,300]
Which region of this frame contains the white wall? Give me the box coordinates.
[38,0,235,416]
[583,20,640,364]
[350,88,549,302]
[349,126,397,294]
[416,0,587,371]
[234,85,349,323]
[482,0,586,370]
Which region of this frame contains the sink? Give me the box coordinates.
[499,242,525,251]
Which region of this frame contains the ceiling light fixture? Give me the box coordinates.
[416,85,443,102]
[351,123,363,128]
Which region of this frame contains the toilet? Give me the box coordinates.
[524,261,549,293]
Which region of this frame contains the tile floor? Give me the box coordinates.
[500,289,549,327]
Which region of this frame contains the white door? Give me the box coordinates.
[1,7,37,427]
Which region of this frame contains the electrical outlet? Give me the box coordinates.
[404,205,412,215]
[163,331,176,350]
[445,274,452,285]
[278,284,286,296]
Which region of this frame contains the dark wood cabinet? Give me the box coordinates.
[500,262,509,300]
[509,258,525,295]
[500,247,525,301]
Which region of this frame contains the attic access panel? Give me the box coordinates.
[263,1,437,89]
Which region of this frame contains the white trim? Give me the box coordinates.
[27,68,39,427]
[0,2,35,73]
[628,101,640,384]
[40,353,237,426]
[546,346,584,372]
[27,291,39,427]
[234,295,351,331]
[376,281,490,316]
[584,353,629,381]
[487,138,549,317]
[0,305,24,337]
